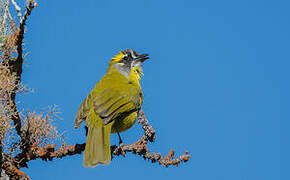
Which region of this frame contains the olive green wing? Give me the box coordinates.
[74,93,93,129]
[75,87,142,129]
[87,89,141,127]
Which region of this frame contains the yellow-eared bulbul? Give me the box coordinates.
[74,49,149,167]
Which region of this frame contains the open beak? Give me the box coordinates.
[134,53,149,63]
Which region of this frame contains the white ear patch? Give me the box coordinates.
[114,63,130,79]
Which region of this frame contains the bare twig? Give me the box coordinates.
[2,0,9,25]
[8,0,36,138]
[111,110,191,167]
[7,6,14,23]
[10,0,22,22]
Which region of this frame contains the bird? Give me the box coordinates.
[74,49,149,167]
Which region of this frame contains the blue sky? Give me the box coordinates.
[18,0,290,179]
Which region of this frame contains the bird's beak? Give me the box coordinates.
[134,53,149,63]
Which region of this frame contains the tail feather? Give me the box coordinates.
[84,125,111,167]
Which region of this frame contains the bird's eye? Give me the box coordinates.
[123,56,128,61]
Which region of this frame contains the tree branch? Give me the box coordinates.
[8,0,36,139]
[10,0,21,22]
[0,2,37,178]
[2,0,10,26]
[13,110,190,170]
[2,157,29,180]
[111,110,191,167]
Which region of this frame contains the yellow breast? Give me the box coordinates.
[109,67,143,133]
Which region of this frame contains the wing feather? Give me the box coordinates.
[94,90,138,125]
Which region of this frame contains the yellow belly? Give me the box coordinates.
[111,111,138,133]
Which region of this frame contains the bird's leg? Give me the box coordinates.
[117,132,123,145]
[115,132,125,157]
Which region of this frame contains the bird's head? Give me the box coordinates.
[109,49,149,79]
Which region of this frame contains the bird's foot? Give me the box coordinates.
[114,143,126,157]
